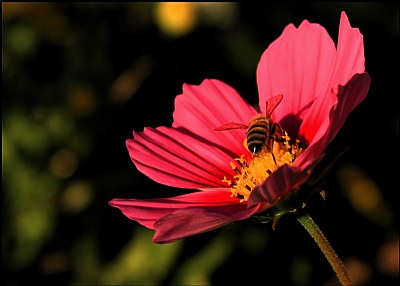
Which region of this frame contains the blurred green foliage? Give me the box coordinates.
[2,2,399,285]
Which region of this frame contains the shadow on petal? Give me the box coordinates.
[153,203,261,243]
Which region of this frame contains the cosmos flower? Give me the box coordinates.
[109,12,370,243]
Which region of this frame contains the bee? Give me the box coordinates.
[215,94,285,158]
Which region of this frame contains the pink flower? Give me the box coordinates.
[109,12,370,243]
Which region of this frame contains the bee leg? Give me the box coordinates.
[271,122,286,150]
[268,139,278,166]
[290,139,301,162]
[271,152,278,166]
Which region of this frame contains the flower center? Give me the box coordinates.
[223,132,302,202]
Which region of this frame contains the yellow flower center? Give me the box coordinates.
[223,133,302,202]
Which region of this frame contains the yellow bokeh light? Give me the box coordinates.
[155,2,197,37]
[338,164,394,227]
[49,149,78,178]
[61,180,92,213]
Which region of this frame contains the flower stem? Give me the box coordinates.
[297,213,353,285]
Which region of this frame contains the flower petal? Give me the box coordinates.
[326,73,370,143]
[172,79,257,157]
[256,17,336,138]
[153,201,261,243]
[247,155,324,206]
[109,190,239,229]
[296,73,371,167]
[332,11,366,85]
[110,190,262,243]
[298,12,367,144]
[127,126,238,189]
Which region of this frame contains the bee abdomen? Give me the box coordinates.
[246,121,270,153]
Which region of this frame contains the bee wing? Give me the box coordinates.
[265,94,283,117]
[214,122,248,131]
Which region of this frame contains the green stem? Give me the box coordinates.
[297,213,353,286]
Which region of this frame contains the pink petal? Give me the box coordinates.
[127,126,238,189]
[332,11,366,85]
[110,190,263,243]
[298,12,367,145]
[247,155,323,206]
[109,190,238,229]
[153,201,261,243]
[326,73,370,143]
[172,79,257,157]
[296,73,370,167]
[256,18,336,138]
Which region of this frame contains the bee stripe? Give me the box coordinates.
[247,126,267,136]
[247,134,266,143]
[249,121,269,128]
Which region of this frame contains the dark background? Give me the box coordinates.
[3,2,399,285]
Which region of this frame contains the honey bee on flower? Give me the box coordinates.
[215,94,301,162]
[110,12,370,244]
[215,94,285,153]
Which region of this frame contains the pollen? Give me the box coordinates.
[223,133,302,202]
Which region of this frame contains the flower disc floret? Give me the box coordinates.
[224,133,302,201]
